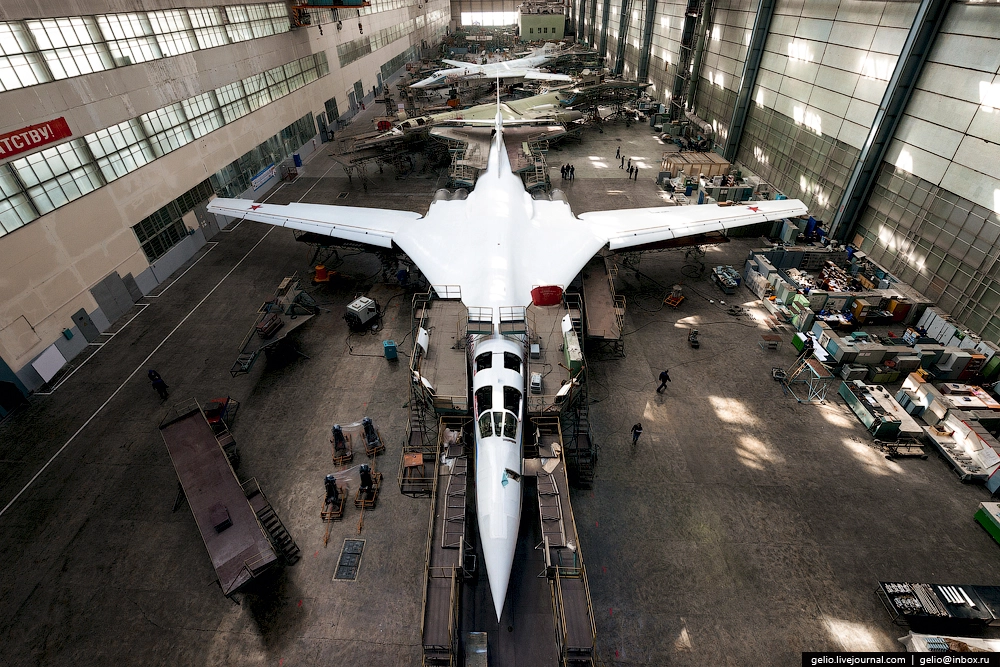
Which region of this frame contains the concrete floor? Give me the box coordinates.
[2,120,1000,666]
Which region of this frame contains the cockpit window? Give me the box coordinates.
[475,386,492,413]
[479,413,493,438]
[503,412,517,439]
[503,386,522,415]
[503,352,521,374]
[493,412,503,436]
[475,353,492,372]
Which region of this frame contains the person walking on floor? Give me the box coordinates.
[627,158,632,171]
[627,165,633,179]
[656,369,671,393]
[631,423,643,448]
[633,165,639,181]
[148,369,169,399]
[616,145,621,159]
[620,155,625,169]
[560,164,566,179]
[569,164,575,180]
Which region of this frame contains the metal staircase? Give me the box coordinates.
[242,479,301,565]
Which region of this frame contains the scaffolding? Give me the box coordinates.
[782,351,835,404]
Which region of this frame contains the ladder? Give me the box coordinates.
[244,483,301,565]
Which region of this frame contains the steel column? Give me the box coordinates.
[598,0,612,57]
[612,0,633,75]
[829,0,949,241]
[722,0,775,162]
[577,0,587,40]
[686,0,713,110]
[636,0,658,83]
[588,0,598,45]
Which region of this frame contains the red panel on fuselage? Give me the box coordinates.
[531,285,563,306]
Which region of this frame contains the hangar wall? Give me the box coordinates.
[853,5,1000,341]
[0,0,448,389]
[575,0,1000,343]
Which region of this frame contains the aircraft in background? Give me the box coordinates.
[411,44,572,89]
[207,102,807,621]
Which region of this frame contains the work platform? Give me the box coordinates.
[159,400,280,596]
[419,414,597,666]
[411,290,469,414]
[525,303,577,415]
[421,418,473,665]
[580,256,625,357]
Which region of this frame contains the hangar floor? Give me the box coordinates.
[1,122,999,666]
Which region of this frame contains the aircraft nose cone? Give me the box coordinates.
[477,482,519,622]
[482,534,514,621]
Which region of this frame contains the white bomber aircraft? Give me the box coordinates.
[411,45,572,89]
[207,103,807,621]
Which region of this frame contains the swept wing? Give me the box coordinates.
[206,198,422,249]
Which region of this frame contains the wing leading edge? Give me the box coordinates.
[206,198,422,249]
[579,198,808,250]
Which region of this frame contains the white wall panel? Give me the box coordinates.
[800,0,839,20]
[871,26,909,55]
[967,110,1000,147]
[939,162,999,214]
[828,22,875,49]
[835,1,882,24]
[808,86,851,118]
[941,5,1000,39]
[816,65,860,96]
[930,34,1000,73]
[784,57,821,85]
[894,116,963,161]
[845,96,877,127]
[885,140,950,187]
[918,63,989,104]
[853,75,891,105]
[837,118,868,147]
[797,18,834,42]
[778,74,813,102]
[877,3,914,29]
[953,136,1000,179]
[906,89,978,134]
[822,43,864,72]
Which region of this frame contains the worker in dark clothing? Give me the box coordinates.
[627,158,632,171]
[627,165,633,179]
[148,369,168,399]
[620,155,625,169]
[656,369,671,393]
[615,146,621,159]
[631,423,643,446]
[569,164,575,180]
[633,166,639,181]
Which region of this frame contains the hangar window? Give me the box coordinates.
[85,119,154,182]
[11,139,103,215]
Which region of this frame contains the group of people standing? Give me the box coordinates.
[560,164,575,180]
[615,146,640,181]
